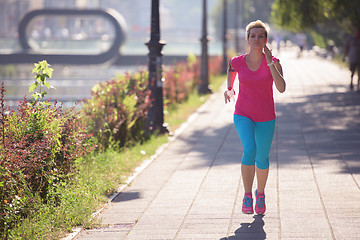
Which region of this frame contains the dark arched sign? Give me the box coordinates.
[0,9,127,64]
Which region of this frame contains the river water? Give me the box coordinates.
[1,63,141,108]
[0,39,224,109]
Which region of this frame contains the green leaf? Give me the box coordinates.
[32,93,40,100]
[44,82,50,88]
[29,83,38,92]
[127,118,137,129]
[36,74,42,83]
[43,67,53,78]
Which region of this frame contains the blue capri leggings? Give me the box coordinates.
[233,115,275,170]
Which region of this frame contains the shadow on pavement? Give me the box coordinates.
[220,215,266,240]
[275,89,360,174]
[112,191,140,202]
[179,88,360,176]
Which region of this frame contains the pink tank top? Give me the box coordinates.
[230,54,279,122]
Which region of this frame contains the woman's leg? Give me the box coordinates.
[350,63,355,89]
[234,115,256,193]
[242,165,256,193]
[255,167,269,194]
[254,120,275,194]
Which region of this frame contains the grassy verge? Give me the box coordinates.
[9,74,226,239]
[166,75,225,131]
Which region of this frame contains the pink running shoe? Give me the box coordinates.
[255,190,266,215]
[242,193,254,214]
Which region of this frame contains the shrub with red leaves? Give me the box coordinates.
[163,61,197,105]
[163,55,223,106]
[81,55,223,152]
[0,82,92,235]
[82,70,151,150]
[208,56,223,76]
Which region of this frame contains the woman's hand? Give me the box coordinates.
[263,44,286,93]
[264,45,273,63]
[224,90,231,104]
[224,89,235,104]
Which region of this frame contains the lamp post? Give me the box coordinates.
[199,0,211,94]
[235,0,240,54]
[145,0,167,133]
[222,0,228,74]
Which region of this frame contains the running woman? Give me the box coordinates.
[224,20,286,215]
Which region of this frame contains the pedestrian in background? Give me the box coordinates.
[224,20,286,215]
[295,32,307,57]
[343,27,360,91]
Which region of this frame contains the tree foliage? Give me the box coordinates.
[274,0,360,31]
[271,0,360,47]
[211,0,274,39]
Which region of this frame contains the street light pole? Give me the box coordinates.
[222,0,228,74]
[199,0,211,94]
[235,0,240,54]
[145,0,167,133]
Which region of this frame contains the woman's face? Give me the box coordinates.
[247,28,267,49]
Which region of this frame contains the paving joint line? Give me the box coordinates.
[306,79,360,190]
[275,125,282,240]
[314,86,360,191]
[225,147,242,238]
[296,85,336,239]
[285,82,336,239]
[173,124,233,239]
[301,123,336,240]
[329,119,360,191]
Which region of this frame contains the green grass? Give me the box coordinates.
[9,74,226,239]
[166,74,225,131]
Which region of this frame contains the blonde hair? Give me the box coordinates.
[245,20,270,40]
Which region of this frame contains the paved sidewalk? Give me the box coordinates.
[75,49,360,240]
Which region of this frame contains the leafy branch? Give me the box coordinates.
[29,60,54,104]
